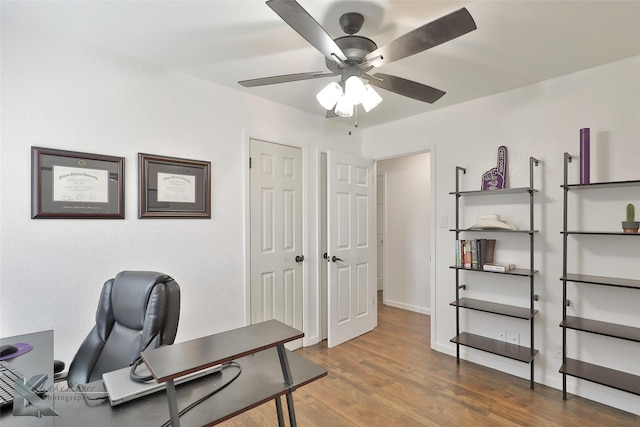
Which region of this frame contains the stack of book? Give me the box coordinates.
[455,239,496,270]
[482,262,516,272]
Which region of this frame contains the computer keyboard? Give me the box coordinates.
[0,360,46,407]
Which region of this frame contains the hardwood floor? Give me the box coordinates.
[222,298,639,426]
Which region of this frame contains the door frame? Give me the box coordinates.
[370,145,437,349]
[377,171,385,298]
[242,133,436,349]
[243,131,313,346]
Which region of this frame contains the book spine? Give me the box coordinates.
[471,239,478,270]
[480,239,486,269]
[463,240,472,269]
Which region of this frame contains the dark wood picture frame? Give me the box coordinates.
[138,153,211,218]
[31,146,125,219]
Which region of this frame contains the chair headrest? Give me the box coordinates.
[111,271,172,330]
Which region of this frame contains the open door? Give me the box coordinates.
[327,150,377,348]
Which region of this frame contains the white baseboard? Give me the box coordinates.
[383,299,430,315]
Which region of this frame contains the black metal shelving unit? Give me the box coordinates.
[560,152,640,399]
[450,157,540,389]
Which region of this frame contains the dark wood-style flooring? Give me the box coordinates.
[222,296,639,426]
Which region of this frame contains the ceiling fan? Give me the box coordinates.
[238,0,477,118]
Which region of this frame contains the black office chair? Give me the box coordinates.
[65,271,180,388]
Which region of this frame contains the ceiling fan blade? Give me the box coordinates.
[366,73,446,104]
[267,0,348,63]
[365,7,476,67]
[239,71,337,87]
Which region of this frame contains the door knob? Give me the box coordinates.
[331,256,343,263]
[295,255,304,262]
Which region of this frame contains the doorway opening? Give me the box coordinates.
[376,152,432,315]
[319,151,432,342]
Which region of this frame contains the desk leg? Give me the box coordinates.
[285,391,297,426]
[276,344,297,427]
[166,379,181,427]
[275,396,285,427]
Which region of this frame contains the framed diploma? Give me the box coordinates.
[138,153,211,218]
[31,147,125,219]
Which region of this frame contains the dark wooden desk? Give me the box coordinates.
[141,319,326,427]
[1,324,326,427]
[0,330,53,389]
[1,331,55,426]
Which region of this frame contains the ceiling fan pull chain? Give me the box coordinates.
[348,106,358,135]
[355,105,358,128]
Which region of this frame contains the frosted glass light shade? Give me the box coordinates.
[345,76,366,104]
[361,84,383,112]
[334,94,354,117]
[317,77,382,116]
[316,82,343,110]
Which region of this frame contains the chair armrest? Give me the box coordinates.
[54,370,68,383]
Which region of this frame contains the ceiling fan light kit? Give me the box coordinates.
[345,75,366,104]
[361,84,383,113]
[320,75,383,116]
[315,75,382,116]
[316,81,343,110]
[239,0,477,119]
[334,93,354,118]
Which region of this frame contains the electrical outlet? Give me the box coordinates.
[554,342,563,359]
[498,329,507,342]
[508,332,520,346]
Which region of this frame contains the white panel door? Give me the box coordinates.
[250,139,303,338]
[327,150,376,348]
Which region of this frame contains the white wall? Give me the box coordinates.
[2,13,639,417]
[363,55,640,415]
[377,154,431,314]
[0,22,362,365]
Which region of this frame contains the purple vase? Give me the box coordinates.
[580,128,590,184]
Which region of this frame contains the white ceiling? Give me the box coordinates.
[3,0,640,128]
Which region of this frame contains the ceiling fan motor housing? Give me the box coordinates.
[339,12,364,35]
[325,35,378,73]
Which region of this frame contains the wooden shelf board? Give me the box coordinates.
[451,298,537,319]
[561,274,640,290]
[561,358,640,396]
[452,229,538,234]
[450,187,537,196]
[561,316,640,342]
[562,180,640,190]
[563,230,640,236]
[451,332,537,363]
[451,266,537,277]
